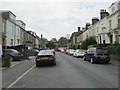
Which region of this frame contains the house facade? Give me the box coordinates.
[76,0,120,45]
[2,11,16,47]
[16,20,26,46]
[0,15,2,57]
[0,10,43,52]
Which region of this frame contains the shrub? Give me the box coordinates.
[81,36,97,50]
[106,44,120,55]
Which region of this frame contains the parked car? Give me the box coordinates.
[35,50,56,67]
[2,49,23,61]
[59,48,65,53]
[28,49,39,56]
[68,49,75,55]
[73,49,86,58]
[84,47,110,64]
[65,49,69,54]
[54,47,59,51]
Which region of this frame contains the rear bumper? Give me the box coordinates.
[36,60,56,65]
[94,57,111,63]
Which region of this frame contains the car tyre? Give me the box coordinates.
[53,61,56,65]
[91,58,94,64]
[36,63,40,67]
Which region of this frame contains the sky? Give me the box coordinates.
[0,0,118,41]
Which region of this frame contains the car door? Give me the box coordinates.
[86,48,95,61]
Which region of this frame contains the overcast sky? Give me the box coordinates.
[0,0,117,40]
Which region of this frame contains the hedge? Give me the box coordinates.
[106,44,120,55]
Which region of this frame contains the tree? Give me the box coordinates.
[46,41,55,49]
[58,37,69,47]
[81,36,97,50]
[50,38,57,42]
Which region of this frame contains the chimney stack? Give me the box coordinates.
[92,17,99,25]
[78,27,81,32]
[41,34,43,38]
[85,22,90,30]
[100,9,109,19]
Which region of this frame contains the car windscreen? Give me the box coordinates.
[11,49,19,53]
[38,50,53,55]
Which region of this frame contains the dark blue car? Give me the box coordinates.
[84,47,110,64]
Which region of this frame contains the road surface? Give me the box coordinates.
[2,52,118,88]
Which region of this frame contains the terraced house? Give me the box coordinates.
[72,0,120,45]
[0,10,43,52]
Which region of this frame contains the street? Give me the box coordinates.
[2,52,118,88]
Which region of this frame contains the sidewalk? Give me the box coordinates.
[0,56,36,71]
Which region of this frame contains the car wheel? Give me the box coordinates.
[53,61,56,65]
[91,58,94,64]
[36,63,40,67]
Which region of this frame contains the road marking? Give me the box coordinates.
[7,64,35,89]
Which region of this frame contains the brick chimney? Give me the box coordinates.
[85,22,90,30]
[100,9,109,19]
[92,17,99,25]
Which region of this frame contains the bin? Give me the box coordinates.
[2,54,11,67]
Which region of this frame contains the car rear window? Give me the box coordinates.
[97,48,109,54]
[38,50,53,55]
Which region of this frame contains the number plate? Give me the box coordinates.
[41,57,48,60]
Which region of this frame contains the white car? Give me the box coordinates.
[59,48,65,53]
[73,49,86,57]
[68,49,75,55]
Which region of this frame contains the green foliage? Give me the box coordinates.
[106,44,120,55]
[46,41,55,49]
[93,44,111,47]
[77,45,81,49]
[58,37,69,47]
[50,38,57,42]
[88,45,94,49]
[81,36,97,50]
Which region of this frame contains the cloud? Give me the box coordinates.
[0,0,114,40]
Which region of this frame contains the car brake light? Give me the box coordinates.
[50,55,54,60]
[50,55,54,58]
[94,52,97,57]
[36,56,40,61]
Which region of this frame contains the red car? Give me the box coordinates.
[54,47,59,51]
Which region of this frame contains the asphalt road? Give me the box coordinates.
[2,52,118,88]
